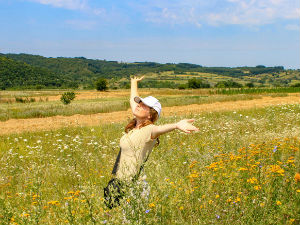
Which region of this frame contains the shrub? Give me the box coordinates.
[178,84,187,90]
[245,82,255,88]
[95,78,108,91]
[291,83,300,87]
[60,92,76,105]
[187,78,210,89]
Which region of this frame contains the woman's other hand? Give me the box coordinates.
[131,76,144,83]
[176,119,199,133]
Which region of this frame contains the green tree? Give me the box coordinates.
[245,82,255,88]
[188,78,210,89]
[60,92,76,105]
[95,78,108,91]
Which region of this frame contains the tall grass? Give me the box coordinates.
[0,104,299,224]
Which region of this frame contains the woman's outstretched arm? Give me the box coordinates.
[130,76,144,113]
[151,119,199,139]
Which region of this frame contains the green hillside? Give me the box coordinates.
[0,53,299,90]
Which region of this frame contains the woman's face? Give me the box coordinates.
[133,102,151,119]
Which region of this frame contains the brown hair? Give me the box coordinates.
[125,108,160,146]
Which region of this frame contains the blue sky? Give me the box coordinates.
[0,0,299,68]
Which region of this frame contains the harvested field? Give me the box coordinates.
[0,94,299,135]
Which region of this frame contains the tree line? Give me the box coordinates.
[0,53,290,90]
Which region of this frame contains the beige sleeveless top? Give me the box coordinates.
[115,124,157,181]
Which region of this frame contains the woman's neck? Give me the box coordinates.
[135,118,146,129]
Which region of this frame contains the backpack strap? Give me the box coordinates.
[111,147,122,175]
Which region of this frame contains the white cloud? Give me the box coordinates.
[139,0,300,27]
[65,19,97,30]
[285,24,300,31]
[28,0,105,15]
[30,0,88,10]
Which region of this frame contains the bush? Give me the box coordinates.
[178,84,187,90]
[60,92,76,105]
[95,78,108,91]
[15,97,36,103]
[291,82,300,87]
[215,80,243,88]
[187,78,210,89]
[245,82,255,88]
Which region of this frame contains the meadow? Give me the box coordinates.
[0,88,296,121]
[0,100,299,224]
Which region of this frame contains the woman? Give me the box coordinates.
[104,76,199,209]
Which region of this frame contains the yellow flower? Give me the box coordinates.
[64,196,73,200]
[247,177,258,184]
[276,201,282,205]
[254,185,261,190]
[235,197,241,202]
[179,206,184,210]
[289,219,295,223]
[48,200,60,205]
[295,173,300,182]
[227,198,232,203]
[260,203,265,207]
[269,165,285,175]
[296,190,300,193]
[238,167,248,171]
[149,203,155,208]
[215,194,220,199]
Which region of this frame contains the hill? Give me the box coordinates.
[0,53,299,89]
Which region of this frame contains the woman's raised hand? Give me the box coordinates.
[176,119,199,133]
[131,75,144,83]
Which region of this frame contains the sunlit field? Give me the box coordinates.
[0,103,299,224]
[0,88,298,121]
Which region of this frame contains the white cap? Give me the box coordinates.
[134,96,162,117]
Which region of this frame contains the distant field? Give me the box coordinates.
[1,88,299,121]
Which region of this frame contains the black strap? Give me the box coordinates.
[111,148,122,175]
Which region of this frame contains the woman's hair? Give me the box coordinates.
[125,108,160,146]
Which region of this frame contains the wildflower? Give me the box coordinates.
[295,173,300,182]
[227,198,232,203]
[215,194,220,199]
[273,146,277,153]
[247,177,258,184]
[21,213,30,217]
[145,209,150,213]
[276,201,282,205]
[296,190,300,193]
[179,206,184,210]
[289,218,295,222]
[269,165,285,175]
[238,167,248,171]
[149,203,155,208]
[260,203,265,207]
[216,215,220,219]
[254,185,261,190]
[64,196,73,200]
[235,197,241,202]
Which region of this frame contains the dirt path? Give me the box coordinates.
[0,94,299,136]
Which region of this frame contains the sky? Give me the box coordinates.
[0,0,299,68]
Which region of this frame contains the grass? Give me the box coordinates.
[0,103,299,224]
[0,91,290,121]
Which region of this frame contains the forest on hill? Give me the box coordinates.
[0,53,296,90]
